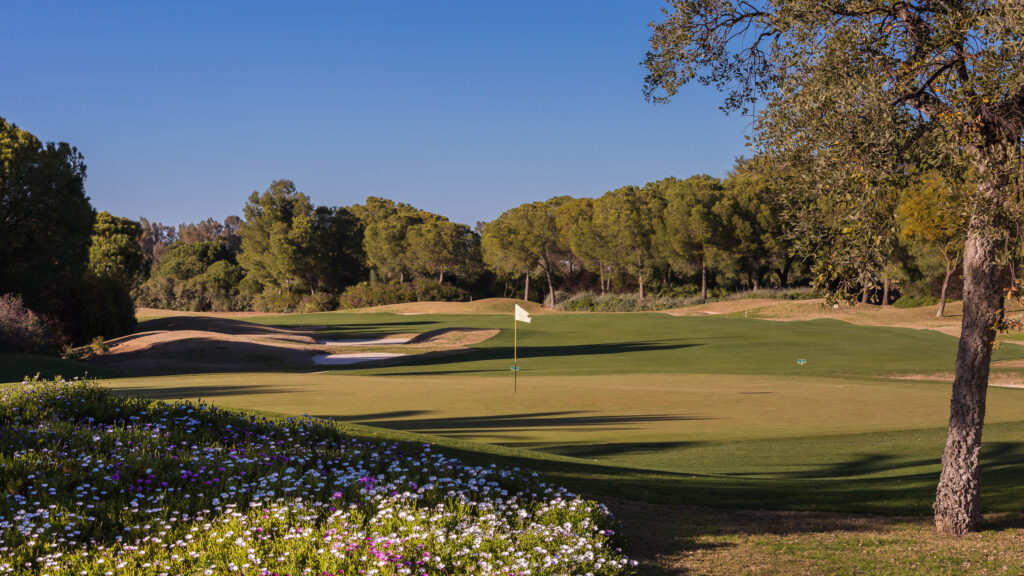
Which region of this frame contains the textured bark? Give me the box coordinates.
[882,277,890,306]
[524,273,530,302]
[545,271,555,308]
[700,258,707,300]
[937,263,953,318]
[933,208,1004,535]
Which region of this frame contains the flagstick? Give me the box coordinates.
[513,314,518,393]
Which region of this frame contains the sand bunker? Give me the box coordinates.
[319,336,414,346]
[312,352,407,365]
[87,314,498,376]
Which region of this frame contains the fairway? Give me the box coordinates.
[77,307,1024,516]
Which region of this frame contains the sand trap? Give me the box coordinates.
[319,336,413,346]
[312,352,407,365]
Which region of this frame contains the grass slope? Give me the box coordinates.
[0,352,122,383]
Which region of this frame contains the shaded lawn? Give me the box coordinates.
[0,353,122,383]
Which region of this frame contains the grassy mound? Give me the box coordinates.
[0,379,634,576]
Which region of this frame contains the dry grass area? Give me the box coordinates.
[608,499,1024,576]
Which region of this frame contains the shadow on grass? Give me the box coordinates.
[112,384,297,399]
[507,440,705,459]
[323,410,710,433]
[356,341,702,376]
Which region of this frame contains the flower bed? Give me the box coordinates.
[0,379,634,576]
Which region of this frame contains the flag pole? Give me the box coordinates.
[513,312,518,393]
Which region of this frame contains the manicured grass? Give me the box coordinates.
[248,311,1024,378]
[101,370,1024,515]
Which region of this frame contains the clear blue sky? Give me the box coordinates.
[4,1,751,227]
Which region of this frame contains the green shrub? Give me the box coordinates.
[89,335,109,354]
[251,290,303,312]
[411,278,470,302]
[894,294,940,308]
[299,291,338,312]
[337,282,416,309]
[0,293,51,352]
[559,291,699,312]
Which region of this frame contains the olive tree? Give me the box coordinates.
[645,0,1024,534]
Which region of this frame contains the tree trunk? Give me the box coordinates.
[700,257,707,300]
[937,262,953,318]
[545,270,555,308]
[524,273,530,302]
[779,256,792,288]
[439,270,444,284]
[861,286,869,304]
[882,277,890,306]
[934,218,1004,535]
[637,251,645,300]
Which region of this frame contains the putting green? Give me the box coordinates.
[102,370,1024,477]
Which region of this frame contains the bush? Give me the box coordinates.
[559,291,699,312]
[410,278,470,302]
[337,282,416,309]
[299,291,338,313]
[0,293,51,352]
[894,294,940,308]
[251,291,303,313]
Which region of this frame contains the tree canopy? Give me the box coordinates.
[0,117,95,342]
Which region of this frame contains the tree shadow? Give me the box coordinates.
[506,440,705,459]
[113,384,294,399]
[321,410,711,433]
[359,341,702,375]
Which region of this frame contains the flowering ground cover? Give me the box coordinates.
[0,378,634,576]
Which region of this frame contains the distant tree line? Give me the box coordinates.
[0,115,985,351]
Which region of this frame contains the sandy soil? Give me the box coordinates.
[87,314,498,376]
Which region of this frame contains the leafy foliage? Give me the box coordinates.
[0,117,94,342]
[0,293,50,353]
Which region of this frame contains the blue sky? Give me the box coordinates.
[4,1,751,226]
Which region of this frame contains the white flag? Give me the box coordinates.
[514,304,532,323]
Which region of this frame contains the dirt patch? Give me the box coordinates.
[87,314,498,376]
